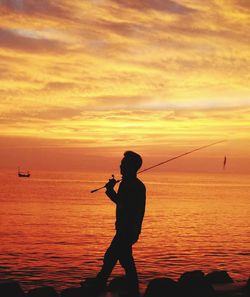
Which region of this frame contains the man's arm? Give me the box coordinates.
[105,188,118,203]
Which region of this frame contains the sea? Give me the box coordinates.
[0,170,249,292]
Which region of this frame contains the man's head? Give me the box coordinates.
[120,151,143,177]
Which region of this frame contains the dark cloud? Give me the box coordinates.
[112,0,195,14]
[85,95,154,110]
[0,28,67,53]
[45,82,78,90]
[0,106,84,123]
[32,106,84,120]
[0,0,71,20]
[0,67,11,78]
[172,25,250,44]
[96,19,146,37]
[235,0,250,10]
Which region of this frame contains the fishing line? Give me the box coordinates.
[90,140,226,193]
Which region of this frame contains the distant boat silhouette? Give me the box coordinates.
[223,156,227,170]
[18,167,30,177]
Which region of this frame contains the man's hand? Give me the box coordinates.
[105,175,117,191]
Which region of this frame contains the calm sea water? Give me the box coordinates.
[0,170,249,292]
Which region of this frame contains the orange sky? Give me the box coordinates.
[0,0,249,173]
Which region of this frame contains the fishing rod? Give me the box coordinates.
[90,140,226,193]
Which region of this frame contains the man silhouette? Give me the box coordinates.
[90,151,146,297]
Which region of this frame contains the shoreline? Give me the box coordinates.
[1,270,249,297]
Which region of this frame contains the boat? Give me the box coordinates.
[18,167,31,177]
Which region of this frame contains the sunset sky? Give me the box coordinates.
[0,0,249,173]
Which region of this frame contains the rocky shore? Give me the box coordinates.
[1,270,249,297]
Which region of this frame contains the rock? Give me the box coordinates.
[179,270,205,283]
[205,271,234,284]
[108,276,128,294]
[213,281,247,297]
[179,270,216,297]
[0,282,26,297]
[144,277,179,297]
[80,277,107,296]
[27,286,59,297]
[60,287,89,297]
[246,277,250,297]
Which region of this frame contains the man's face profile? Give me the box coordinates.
[120,158,126,176]
[120,157,136,176]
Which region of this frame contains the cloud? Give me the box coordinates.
[0,0,249,163]
[111,0,195,14]
[233,0,250,10]
[44,82,79,91]
[0,0,71,20]
[0,105,85,123]
[0,28,67,53]
[95,19,146,38]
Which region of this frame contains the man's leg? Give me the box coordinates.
[96,234,120,284]
[119,242,140,297]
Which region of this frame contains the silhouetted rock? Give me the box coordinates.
[80,277,107,296]
[213,281,247,297]
[179,270,216,297]
[144,277,179,297]
[60,287,89,297]
[246,277,250,297]
[108,276,128,294]
[0,282,26,297]
[27,286,58,297]
[179,270,205,283]
[205,271,234,284]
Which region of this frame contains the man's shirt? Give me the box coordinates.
[106,177,146,239]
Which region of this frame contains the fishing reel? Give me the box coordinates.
[106,174,120,187]
[90,175,120,193]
